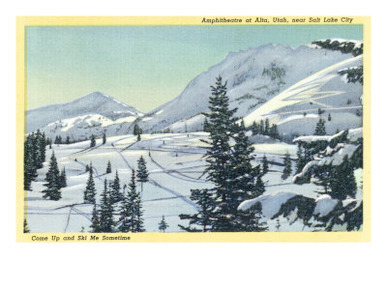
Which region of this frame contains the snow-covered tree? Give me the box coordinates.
[136,156,149,192]
[182,76,264,232]
[42,151,61,200]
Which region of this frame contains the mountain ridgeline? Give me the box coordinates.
[27,39,363,141]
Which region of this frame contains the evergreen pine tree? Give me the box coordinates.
[84,164,97,203]
[179,189,215,232]
[106,161,112,174]
[282,152,292,178]
[102,133,106,144]
[42,151,61,200]
[99,179,115,232]
[90,134,96,148]
[252,165,265,197]
[23,218,30,233]
[229,120,256,210]
[24,135,38,190]
[59,167,67,188]
[200,76,240,232]
[136,155,149,192]
[111,170,123,202]
[330,155,357,200]
[328,113,332,121]
[90,201,100,233]
[262,155,269,175]
[251,121,259,135]
[314,119,326,136]
[85,164,90,172]
[203,117,210,132]
[119,170,136,232]
[133,124,142,135]
[264,118,270,135]
[259,120,265,135]
[158,215,169,232]
[66,136,70,144]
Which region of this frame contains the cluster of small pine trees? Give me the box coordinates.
[87,156,149,233]
[249,119,279,139]
[179,76,268,232]
[42,151,67,200]
[24,130,47,190]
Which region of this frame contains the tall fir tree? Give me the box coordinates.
[102,133,106,144]
[111,170,123,202]
[119,170,136,232]
[136,155,149,192]
[42,151,61,200]
[99,179,115,232]
[90,201,100,233]
[84,164,97,203]
[183,76,262,232]
[59,167,67,188]
[229,120,256,209]
[24,135,38,190]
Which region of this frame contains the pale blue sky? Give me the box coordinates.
[26,25,363,112]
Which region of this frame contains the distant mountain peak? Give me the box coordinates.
[27,91,143,132]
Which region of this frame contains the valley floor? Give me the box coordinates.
[26,132,362,233]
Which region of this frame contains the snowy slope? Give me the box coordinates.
[39,114,139,142]
[137,44,353,132]
[243,55,363,136]
[27,91,143,132]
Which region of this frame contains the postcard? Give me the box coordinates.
[16,16,370,242]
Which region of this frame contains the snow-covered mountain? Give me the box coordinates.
[243,55,363,137]
[137,43,356,133]
[27,91,143,133]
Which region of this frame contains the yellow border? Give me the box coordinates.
[16,16,371,242]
